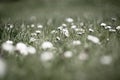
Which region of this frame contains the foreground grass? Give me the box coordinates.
[0,14,120,80]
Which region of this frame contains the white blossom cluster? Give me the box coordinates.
[2,40,36,56]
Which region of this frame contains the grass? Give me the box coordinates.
[0,4,120,80]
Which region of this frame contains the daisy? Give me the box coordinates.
[62,28,69,37]
[116,26,120,30]
[64,51,73,58]
[2,42,15,53]
[89,28,94,32]
[40,51,54,61]
[100,55,112,65]
[72,40,81,46]
[56,36,60,41]
[37,24,43,29]
[35,30,41,34]
[16,42,28,56]
[109,29,116,32]
[65,18,74,23]
[71,25,77,29]
[100,23,107,27]
[41,41,53,49]
[87,35,100,44]
[27,46,36,54]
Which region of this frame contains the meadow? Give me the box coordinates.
[0,0,120,80]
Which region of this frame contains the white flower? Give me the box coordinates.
[57,26,63,31]
[107,38,109,41]
[100,23,107,27]
[37,24,43,28]
[56,36,60,41]
[109,29,116,32]
[111,17,117,21]
[35,30,41,34]
[31,24,35,28]
[64,51,73,58]
[16,42,28,56]
[62,23,67,27]
[74,28,80,32]
[78,52,88,61]
[9,24,14,28]
[89,28,94,32]
[87,35,100,44]
[31,33,37,36]
[27,46,36,54]
[77,32,83,35]
[41,41,53,49]
[40,52,54,61]
[71,25,77,29]
[2,42,14,52]
[30,37,36,42]
[0,59,6,78]
[62,28,69,37]
[105,26,112,29]
[72,40,81,46]
[75,28,85,34]
[116,26,120,30]
[6,40,13,44]
[100,55,112,65]
[80,22,84,26]
[66,18,74,23]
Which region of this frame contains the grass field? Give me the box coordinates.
[0,1,120,80]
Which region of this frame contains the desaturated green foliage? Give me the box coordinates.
[0,0,120,80]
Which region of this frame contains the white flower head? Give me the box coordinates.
[51,30,57,34]
[31,33,37,36]
[87,35,100,44]
[6,40,13,44]
[16,42,28,56]
[37,24,43,29]
[56,36,60,41]
[31,24,35,28]
[57,26,63,31]
[30,37,36,42]
[0,59,7,78]
[105,26,112,29]
[40,51,54,61]
[9,24,14,29]
[80,22,84,26]
[71,25,77,29]
[116,26,120,30]
[109,29,116,32]
[62,23,67,27]
[72,40,81,46]
[66,18,74,23]
[2,42,15,53]
[100,55,112,65]
[74,28,80,32]
[41,41,53,49]
[35,30,41,34]
[27,46,36,54]
[89,28,94,32]
[62,28,69,37]
[75,28,85,34]
[100,23,107,27]
[64,51,73,58]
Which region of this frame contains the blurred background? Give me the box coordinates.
[0,0,120,19]
[0,1,120,80]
